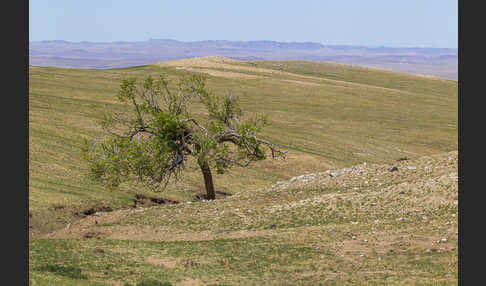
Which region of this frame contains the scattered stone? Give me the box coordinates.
[407,166,417,170]
[441,238,447,243]
[330,171,344,178]
[389,166,399,172]
[399,191,406,195]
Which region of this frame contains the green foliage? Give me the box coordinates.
[82,73,283,192]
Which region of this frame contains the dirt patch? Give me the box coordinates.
[194,190,232,200]
[74,205,113,218]
[328,227,457,261]
[42,208,135,239]
[133,194,180,208]
[88,225,287,242]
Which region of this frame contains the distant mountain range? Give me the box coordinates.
[29,39,458,79]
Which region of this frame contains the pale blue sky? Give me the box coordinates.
[29,0,457,48]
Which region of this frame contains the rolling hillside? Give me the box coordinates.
[29,40,458,79]
[31,151,458,285]
[29,56,458,285]
[29,57,457,236]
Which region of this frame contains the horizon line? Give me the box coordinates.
[29,38,458,50]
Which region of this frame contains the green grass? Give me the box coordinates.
[29,58,457,233]
[29,57,457,284]
[30,234,456,286]
[31,151,458,285]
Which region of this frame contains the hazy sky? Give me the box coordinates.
[29,0,458,48]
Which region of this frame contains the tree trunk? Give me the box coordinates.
[199,161,216,200]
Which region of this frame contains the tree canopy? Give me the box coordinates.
[82,73,286,200]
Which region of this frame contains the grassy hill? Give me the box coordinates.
[29,56,457,235]
[31,151,458,285]
[29,57,458,285]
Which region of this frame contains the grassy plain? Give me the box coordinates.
[29,57,457,284]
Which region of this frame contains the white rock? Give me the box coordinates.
[441,238,447,243]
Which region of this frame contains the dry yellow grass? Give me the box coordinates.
[31,151,457,285]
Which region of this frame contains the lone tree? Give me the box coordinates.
[82,73,286,200]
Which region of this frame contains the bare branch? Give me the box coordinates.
[183,118,209,134]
